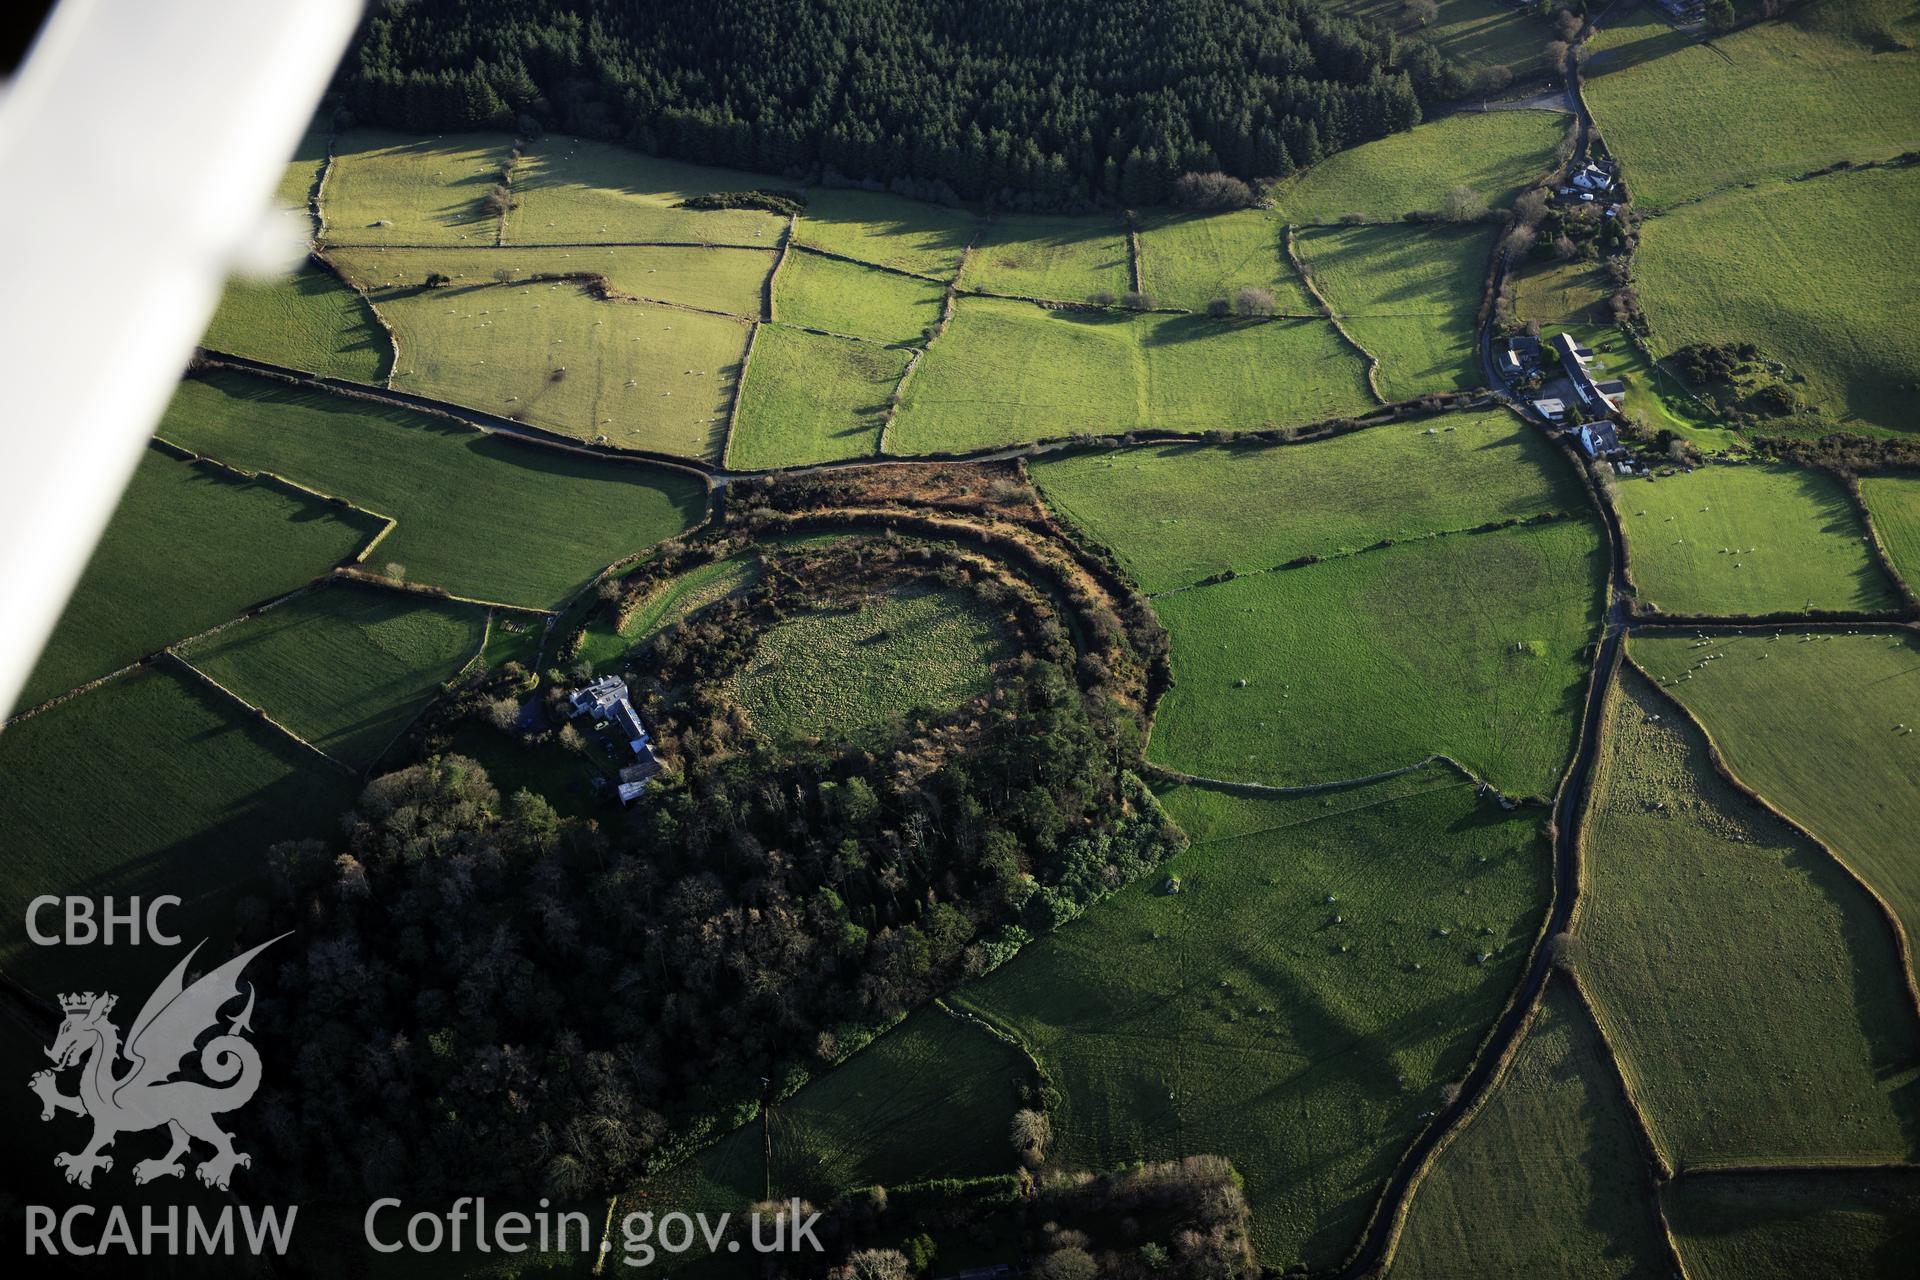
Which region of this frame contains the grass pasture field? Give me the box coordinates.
[958,213,1133,301]
[1296,222,1496,401]
[201,264,391,381]
[1387,980,1670,1280]
[1861,473,1920,591]
[1584,4,1920,209]
[1148,517,1605,798]
[1134,208,1313,314]
[506,137,788,247]
[793,187,978,279]
[330,244,773,318]
[727,585,1011,745]
[16,448,383,713]
[954,772,1551,1270]
[179,583,487,770]
[1620,463,1901,615]
[772,249,946,342]
[1580,668,1920,1165]
[1511,260,1610,327]
[1332,0,1554,90]
[371,279,747,458]
[321,130,513,245]
[1267,110,1568,224]
[727,325,906,469]
[1662,1170,1920,1280]
[0,669,355,997]
[1032,408,1583,594]
[159,372,705,610]
[763,1008,1030,1201]
[1632,164,1920,436]
[890,297,1373,454]
[1630,630,1920,988]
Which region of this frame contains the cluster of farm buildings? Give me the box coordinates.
[1498,332,1630,465]
[569,674,664,802]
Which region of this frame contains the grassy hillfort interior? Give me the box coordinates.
[4,0,1919,1275]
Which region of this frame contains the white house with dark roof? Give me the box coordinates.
[570,674,663,786]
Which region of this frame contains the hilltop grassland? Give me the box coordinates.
[1861,474,1920,590]
[1662,1171,1920,1280]
[0,669,354,997]
[16,448,383,713]
[1583,4,1920,208]
[371,280,747,459]
[1031,409,1583,594]
[1134,209,1313,314]
[890,298,1373,454]
[1630,630,1920,988]
[1267,110,1569,224]
[577,552,765,671]
[727,325,906,469]
[1619,464,1901,615]
[320,130,513,245]
[179,584,487,770]
[1386,980,1670,1280]
[1149,517,1604,798]
[1295,222,1497,400]
[158,372,705,610]
[1580,668,1920,1164]
[506,138,788,246]
[330,244,774,317]
[772,250,946,342]
[793,188,978,279]
[726,586,1011,745]
[958,213,1133,301]
[1633,164,1920,436]
[201,264,391,381]
[952,772,1551,1271]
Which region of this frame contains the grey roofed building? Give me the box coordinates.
[1531,397,1568,421]
[1498,335,1541,377]
[1578,419,1623,459]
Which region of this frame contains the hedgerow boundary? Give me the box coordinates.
[1286,224,1386,403]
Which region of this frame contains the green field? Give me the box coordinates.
[0,669,355,997]
[1149,517,1604,797]
[372,280,747,458]
[1134,209,1313,314]
[1561,325,1743,455]
[1861,473,1920,591]
[330,244,773,317]
[771,249,945,342]
[765,1008,1029,1200]
[1633,165,1920,435]
[1333,0,1554,90]
[1630,630,1920,988]
[1269,110,1568,224]
[1387,980,1670,1280]
[578,553,766,672]
[1662,1171,1920,1280]
[1032,409,1582,594]
[1584,5,1920,208]
[321,130,513,245]
[180,584,487,770]
[727,586,1010,745]
[158,372,705,610]
[1580,668,1920,1164]
[793,188,978,279]
[1296,222,1496,400]
[507,138,788,247]
[1512,260,1611,327]
[727,325,905,469]
[953,772,1551,1270]
[16,448,382,713]
[891,297,1373,453]
[958,214,1133,301]
[201,264,391,381]
[1620,464,1900,615]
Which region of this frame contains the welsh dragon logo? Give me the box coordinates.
[27,934,284,1190]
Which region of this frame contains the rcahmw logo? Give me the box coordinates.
[23,934,299,1257]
